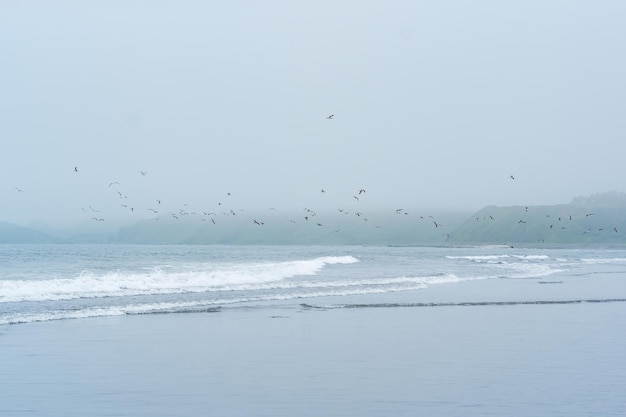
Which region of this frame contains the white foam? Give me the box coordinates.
[0,256,359,303]
[512,255,550,260]
[446,255,511,261]
[581,258,626,264]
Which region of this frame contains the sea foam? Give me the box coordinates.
[0,256,359,303]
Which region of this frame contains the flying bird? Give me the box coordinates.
[108,182,119,187]
[74,167,78,172]
[326,114,334,119]
[137,171,147,176]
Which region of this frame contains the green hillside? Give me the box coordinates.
[448,199,626,246]
[116,209,469,245]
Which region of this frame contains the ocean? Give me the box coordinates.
[1,244,625,416]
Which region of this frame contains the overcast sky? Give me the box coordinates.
[2,1,625,227]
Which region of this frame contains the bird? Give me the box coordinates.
[74,166,78,172]
[15,187,23,193]
[509,175,515,180]
[358,189,366,194]
[137,170,147,176]
[326,114,334,119]
[352,196,359,201]
[108,182,119,187]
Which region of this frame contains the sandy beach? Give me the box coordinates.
[2,270,626,417]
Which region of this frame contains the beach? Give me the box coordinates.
[2,244,626,416]
[2,265,626,417]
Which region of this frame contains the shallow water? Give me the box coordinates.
[1,244,626,416]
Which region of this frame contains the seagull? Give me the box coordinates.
[15,187,23,193]
[509,175,515,180]
[109,182,119,187]
[137,171,147,176]
[326,114,334,119]
[358,189,366,194]
[352,196,359,201]
[74,166,78,172]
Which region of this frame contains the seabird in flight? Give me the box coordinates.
[326,114,334,119]
[137,170,148,176]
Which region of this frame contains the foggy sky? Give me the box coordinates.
[2,1,626,227]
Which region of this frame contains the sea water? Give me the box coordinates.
[1,244,625,416]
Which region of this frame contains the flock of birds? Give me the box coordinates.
[10,166,621,242]
[9,115,621,242]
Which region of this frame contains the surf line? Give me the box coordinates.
[301,298,626,310]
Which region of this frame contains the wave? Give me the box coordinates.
[446,255,511,261]
[0,256,359,303]
[446,254,550,262]
[301,298,626,310]
[581,258,626,264]
[0,282,432,325]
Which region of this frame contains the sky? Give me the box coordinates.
[1,1,626,227]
